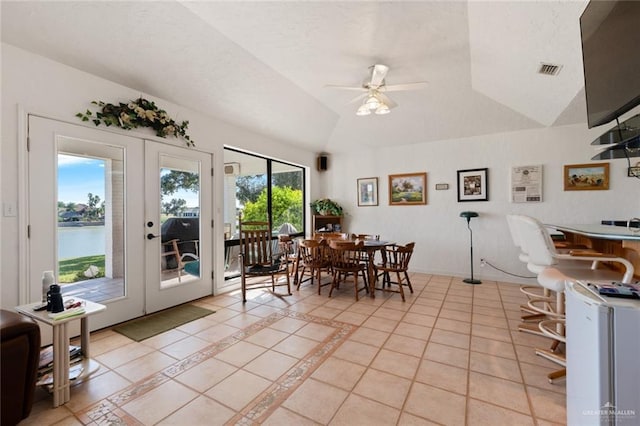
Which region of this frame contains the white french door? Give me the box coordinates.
[27,117,214,328]
[144,141,213,313]
[28,116,145,330]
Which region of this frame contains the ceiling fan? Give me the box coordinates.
[325,64,428,116]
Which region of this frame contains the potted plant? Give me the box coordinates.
[310,198,343,216]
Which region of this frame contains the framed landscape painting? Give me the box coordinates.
[388,172,427,205]
[564,163,609,190]
[457,168,489,202]
[357,177,378,206]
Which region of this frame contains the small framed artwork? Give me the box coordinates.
[627,165,640,177]
[357,177,378,206]
[564,163,609,190]
[457,168,489,202]
[435,183,449,190]
[388,172,427,205]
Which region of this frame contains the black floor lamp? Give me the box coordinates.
[460,211,481,285]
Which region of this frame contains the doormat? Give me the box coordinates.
[113,304,215,342]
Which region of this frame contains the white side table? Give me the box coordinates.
[15,298,106,407]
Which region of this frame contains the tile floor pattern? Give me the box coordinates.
[22,274,567,425]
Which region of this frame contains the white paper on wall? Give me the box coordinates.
[511,165,542,203]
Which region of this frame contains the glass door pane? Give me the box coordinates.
[271,162,303,236]
[159,155,201,287]
[223,150,267,279]
[57,142,126,303]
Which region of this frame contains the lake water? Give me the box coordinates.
[58,226,105,259]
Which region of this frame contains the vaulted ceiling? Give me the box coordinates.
[1,1,589,153]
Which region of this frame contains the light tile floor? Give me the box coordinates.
[22,273,567,425]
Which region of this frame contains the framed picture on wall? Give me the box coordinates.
[511,165,542,203]
[357,177,378,206]
[564,163,609,190]
[457,168,489,202]
[388,172,427,205]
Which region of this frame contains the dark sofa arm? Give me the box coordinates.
[1,309,41,426]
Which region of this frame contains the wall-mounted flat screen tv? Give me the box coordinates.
[580,1,640,128]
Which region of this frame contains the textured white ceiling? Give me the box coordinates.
[1,0,589,153]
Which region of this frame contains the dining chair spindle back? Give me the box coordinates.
[328,240,368,301]
[296,239,332,294]
[238,220,291,303]
[375,242,415,301]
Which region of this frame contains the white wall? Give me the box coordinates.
[1,44,319,308]
[324,115,640,284]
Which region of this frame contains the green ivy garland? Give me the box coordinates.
[76,98,194,146]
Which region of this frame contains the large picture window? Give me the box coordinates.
[223,148,305,278]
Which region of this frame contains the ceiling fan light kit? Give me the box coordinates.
[375,103,390,115]
[365,93,381,110]
[357,91,391,116]
[356,104,371,116]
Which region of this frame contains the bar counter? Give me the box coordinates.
[548,223,640,279]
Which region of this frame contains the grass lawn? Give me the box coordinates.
[59,255,105,283]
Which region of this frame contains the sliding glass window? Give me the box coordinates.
[223,148,305,278]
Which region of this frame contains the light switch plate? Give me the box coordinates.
[3,202,16,217]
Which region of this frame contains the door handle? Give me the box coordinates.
[147,233,160,240]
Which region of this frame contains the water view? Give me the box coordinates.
[58,226,105,260]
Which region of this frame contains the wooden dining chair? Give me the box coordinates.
[374,242,415,301]
[238,220,291,303]
[296,239,332,294]
[328,240,368,301]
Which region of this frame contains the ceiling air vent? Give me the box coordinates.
[538,63,562,76]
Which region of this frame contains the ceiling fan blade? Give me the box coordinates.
[369,64,389,88]
[377,93,398,109]
[324,84,366,91]
[347,93,368,104]
[382,81,429,92]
